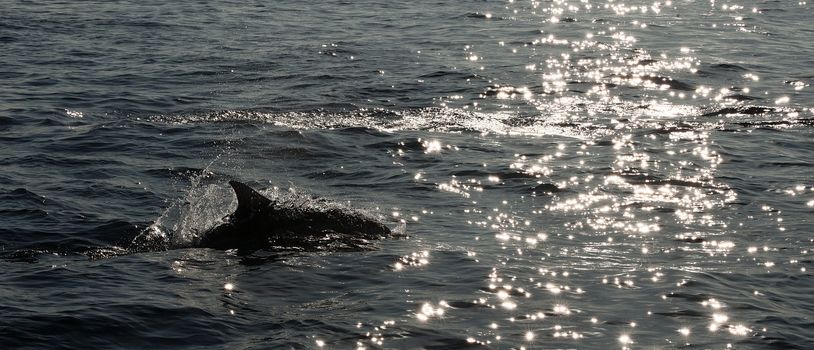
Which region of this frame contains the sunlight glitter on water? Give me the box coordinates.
[416,301,448,322]
[5,0,814,348]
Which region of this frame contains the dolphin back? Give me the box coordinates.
[229,180,273,219]
[196,181,393,253]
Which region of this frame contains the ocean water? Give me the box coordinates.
[1,0,813,349]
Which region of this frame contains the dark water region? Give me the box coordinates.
[2,0,814,349]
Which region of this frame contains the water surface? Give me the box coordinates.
[2,0,813,349]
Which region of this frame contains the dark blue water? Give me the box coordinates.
[2,1,813,349]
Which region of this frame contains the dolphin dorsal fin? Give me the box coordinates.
[229,180,273,218]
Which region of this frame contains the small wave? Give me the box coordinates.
[0,219,142,262]
[480,84,538,98]
[418,70,476,79]
[0,188,48,205]
[464,12,502,20]
[709,63,748,71]
[0,115,21,131]
[531,183,565,195]
[0,304,227,349]
[148,108,600,138]
[652,309,707,317]
[143,166,213,179]
[614,172,725,189]
[723,93,760,101]
[702,106,775,117]
[0,208,49,220]
[613,74,696,91]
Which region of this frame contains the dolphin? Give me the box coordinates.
[187,181,393,253]
[0,181,395,261]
